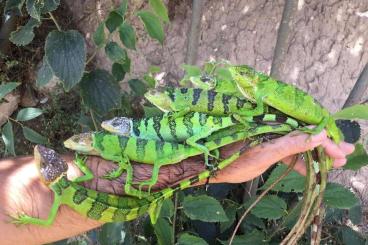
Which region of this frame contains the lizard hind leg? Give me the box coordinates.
[101,158,129,180]
[72,154,95,183]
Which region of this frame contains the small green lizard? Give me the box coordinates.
[228,65,343,144]
[101,112,299,166]
[11,145,242,226]
[64,123,293,197]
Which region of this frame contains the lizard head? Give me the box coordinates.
[63,132,99,155]
[34,145,68,185]
[229,65,258,100]
[144,88,173,112]
[101,117,132,136]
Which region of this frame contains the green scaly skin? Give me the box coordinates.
[11,145,240,226]
[228,65,343,145]
[101,112,299,166]
[64,123,293,197]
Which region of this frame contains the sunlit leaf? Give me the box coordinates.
[16,108,43,121]
[93,22,106,47]
[324,183,359,209]
[0,82,20,101]
[149,0,169,23]
[2,121,15,156]
[333,104,368,120]
[22,126,48,144]
[119,22,136,50]
[344,143,368,170]
[183,195,228,222]
[137,10,164,44]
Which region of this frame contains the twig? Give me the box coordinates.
[172,192,178,243]
[49,12,62,31]
[229,156,298,245]
[184,0,205,65]
[89,109,99,131]
[343,63,368,108]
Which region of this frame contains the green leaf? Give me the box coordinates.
[105,42,127,63]
[177,233,208,245]
[333,104,368,120]
[143,74,156,88]
[282,201,302,229]
[2,121,15,156]
[9,18,41,46]
[183,195,228,222]
[128,79,147,97]
[45,30,86,91]
[137,11,164,44]
[159,199,174,218]
[182,64,201,77]
[5,0,26,16]
[97,222,125,245]
[153,218,173,245]
[115,0,128,17]
[36,57,53,87]
[41,0,60,13]
[220,230,265,245]
[80,70,121,115]
[119,22,136,50]
[216,67,233,82]
[93,22,106,47]
[22,126,48,144]
[112,63,126,81]
[260,164,305,192]
[324,183,359,209]
[344,143,368,170]
[341,226,365,245]
[105,11,124,33]
[149,0,169,23]
[349,203,362,225]
[220,202,238,232]
[245,195,287,220]
[16,108,43,121]
[26,0,43,20]
[0,82,20,101]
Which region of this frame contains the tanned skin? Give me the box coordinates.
[0,130,354,245]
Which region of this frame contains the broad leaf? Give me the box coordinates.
[344,143,368,170]
[97,222,125,245]
[5,0,26,15]
[45,30,86,91]
[0,82,20,101]
[349,203,362,225]
[177,233,208,245]
[2,121,15,156]
[260,164,305,192]
[183,195,228,222]
[93,22,106,47]
[9,18,41,46]
[220,202,238,232]
[16,108,43,121]
[22,126,48,144]
[324,183,359,209]
[153,218,173,245]
[128,79,147,97]
[105,11,124,33]
[245,195,287,220]
[220,230,265,245]
[105,42,127,63]
[80,70,121,115]
[26,0,43,20]
[341,226,365,245]
[115,0,128,17]
[111,63,126,81]
[216,68,233,82]
[137,11,164,44]
[158,199,174,218]
[41,0,60,13]
[149,0,169,23]
[119,22,136,50]
[36,57,53,87]
[333,104,368,120]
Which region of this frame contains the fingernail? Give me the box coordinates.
[339,142,355,155]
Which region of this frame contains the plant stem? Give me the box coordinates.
[89,110,99,131]
[49,12,62,31]
[229,156,298,245]
[172,192,178,243]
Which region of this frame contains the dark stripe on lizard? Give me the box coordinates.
[119,136,129,151]
[236,97,245,110]
[183,112,194,136]
[168,116,179,141]
[132,120,140,137]
[212,116,223,126]
[155,140,165,158]
[87,196,109,220]
[144,118,149,131]
[192,88,202,105]
[199,113,208,126]
[207,90,216,112]
[180,87,188,94]
[152,115,164,141]
[136,138,148,159]
[222,94,231,114]
[73,187,88,205]
[166,87,175,101]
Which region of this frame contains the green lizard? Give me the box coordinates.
[11,145,242,226]
[64,123,293,197]
[228,65,343,144]
[144,87,264,120]
[101,112,299,166]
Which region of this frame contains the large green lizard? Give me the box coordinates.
[101,112,299,166]
[64,123,293,197]
[228,65,343,144]
[11,145,242,226]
